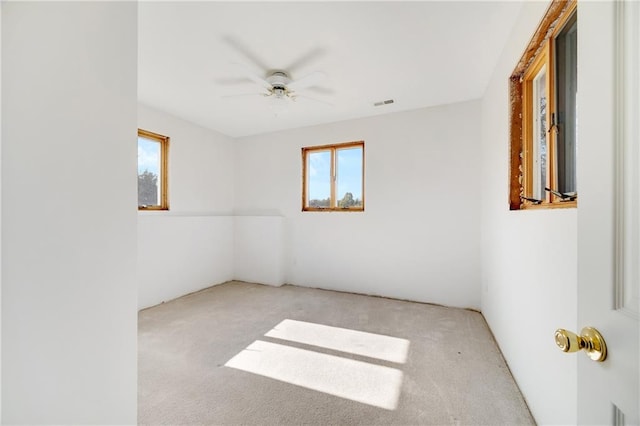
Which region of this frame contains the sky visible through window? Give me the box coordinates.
[138,137,160,175]
[337,147,363,200]
[308,150,331,201]
[308,147,362,201]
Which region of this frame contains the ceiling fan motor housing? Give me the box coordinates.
[267,71,291,87]
[266,71,292,99]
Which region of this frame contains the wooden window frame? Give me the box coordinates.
[509,0,577,210]
[302,141,365,212]
[522,42,552,204]
[138,128,169,211]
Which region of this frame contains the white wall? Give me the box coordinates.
[234,216,285,286]
[480,2,578,424]
[235,101,482,309]
[138,104,235,309]
[0,2,3,419]
[138,215,234,309]
[2,3,137,424]
[138,104,235,214]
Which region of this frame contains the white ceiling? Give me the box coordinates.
[138,1,524,138]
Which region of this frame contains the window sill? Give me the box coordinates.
[302,208,364,213]
[520,200,577,210]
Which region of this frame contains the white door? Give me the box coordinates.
[576,1,639,424]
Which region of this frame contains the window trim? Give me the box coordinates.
[522,42,551,203]
[138,128,169,211]
[302,141,365,212]
[509,0,577,210]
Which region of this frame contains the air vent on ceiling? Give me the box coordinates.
[374,99,395,107]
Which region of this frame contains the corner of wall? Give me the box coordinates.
[233,215,286,286]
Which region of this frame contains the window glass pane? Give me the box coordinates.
[555,14,577,194]
[138,136,161,207]
[533,66,547,200]
[336,147,363,208]
[307,150,331,208]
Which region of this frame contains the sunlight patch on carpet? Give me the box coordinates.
[225,340,403,410]
[264,319,409,363]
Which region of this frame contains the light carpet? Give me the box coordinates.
[139,281,535,425]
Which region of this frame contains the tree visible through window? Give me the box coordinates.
[303,141,364,211]
[138,129,169,210]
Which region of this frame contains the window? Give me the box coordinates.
[509,0,577,209]
[302,141,364,211]
[138,129,169,210]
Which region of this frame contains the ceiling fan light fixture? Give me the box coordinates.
[268,95,290,115]
[272,86,287,99]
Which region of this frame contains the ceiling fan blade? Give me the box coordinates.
[295,94,333,107]
[231,62,272,90]
[287,71,327,91]
[284,47,327,74]
[222,36,270,72]
[304,86,335,96]
[221,91,270,99]
[214,77,252,85]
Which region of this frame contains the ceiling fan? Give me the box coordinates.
[224,63,331,108]
[219,37,332,110]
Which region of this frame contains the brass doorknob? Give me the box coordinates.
[554,327,607,362]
